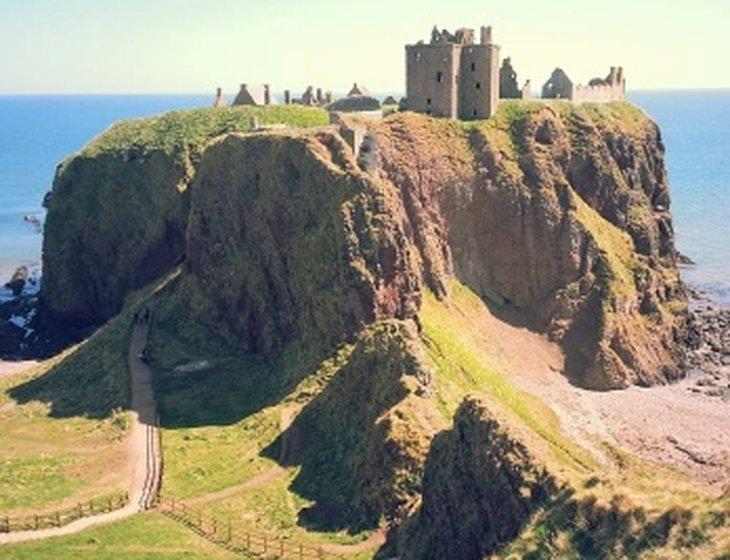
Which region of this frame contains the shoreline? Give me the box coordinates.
[0,359,37,379]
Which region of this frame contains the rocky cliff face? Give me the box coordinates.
[43,150,189,324]
[42,102,687,389]
[186,131,420,356]
[368,104,686,389]
[40,106,329,325]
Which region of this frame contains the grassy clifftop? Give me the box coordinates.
[80,105,329,158]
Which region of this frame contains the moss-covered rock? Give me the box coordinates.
[397,398,557,560]
[185,129,421,356]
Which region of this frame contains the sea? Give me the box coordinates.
[0,92,728,306]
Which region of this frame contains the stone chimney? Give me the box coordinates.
[480,26,493,45]
[316,87,323,105]
[284,90,291,105]
[213,87,224,108]
[264,84,271,105]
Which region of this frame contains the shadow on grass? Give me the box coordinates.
[7,303,135,420]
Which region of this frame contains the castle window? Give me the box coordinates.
[476,82,481,89]
[427,98,431,105]
[473,109,478,116]
[415,53,421,62]
[436,71,443,83]
[471,62,476,71]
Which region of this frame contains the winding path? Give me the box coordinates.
[0,318,161,544]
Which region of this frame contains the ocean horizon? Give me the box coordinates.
[1,90,728,306]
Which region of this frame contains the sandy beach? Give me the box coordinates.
[0,359,37,380]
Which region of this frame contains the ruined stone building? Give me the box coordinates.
[542,67,626,102]
[231,84,278,106]
[499,58,530,100]
[405,25,501,119]
[283,86,332,107]
[348,83,370,97]
[405,25,626,120]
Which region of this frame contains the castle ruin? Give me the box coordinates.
[405,26,500,119]
[542,66,626,102]
[405,25,626,120]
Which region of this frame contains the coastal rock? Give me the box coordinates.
[41,102,688,389]
[40,106,329,326]
[5,265,29,297]
[683,293,730,400]
[42,149,189,325]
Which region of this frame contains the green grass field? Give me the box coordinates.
[0,513,241,560]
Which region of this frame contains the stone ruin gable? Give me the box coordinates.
[405,25,500,120]
[499,57,530,99]
[542,66,626,102]
[348,83,371,97]
[232,83,279,106]
[542,68,574,99]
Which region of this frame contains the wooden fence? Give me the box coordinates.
[0,492,129,533]
[160,497,345,559]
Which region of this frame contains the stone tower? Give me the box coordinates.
[405,25,501,120]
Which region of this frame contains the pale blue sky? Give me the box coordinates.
[1,0,727,94]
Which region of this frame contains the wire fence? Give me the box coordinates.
[160,497,346,559]
[0,492,129,533]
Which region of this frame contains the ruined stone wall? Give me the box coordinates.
[572,82,625,102]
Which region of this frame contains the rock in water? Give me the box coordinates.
[5,266,29,297]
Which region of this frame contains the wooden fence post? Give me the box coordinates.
[263,535,268,554]
[280,539,285,556]
[299,543,304,560]
[318,546,324,559]
[227,520,232,542]
[77,502,83,519]
[55,511,61,527]
[34,515,39,530]
[246,533,251,550]
[3,516,9,533]
[211,518,217,536]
